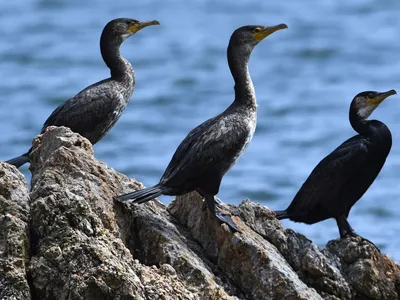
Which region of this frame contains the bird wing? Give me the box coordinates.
[160,114,249,189]
[287,135,369,213]
[41,80,122,140]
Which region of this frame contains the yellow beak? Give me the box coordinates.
[367,89,397,105]
[129,20,160,34]
[254,23,288,41]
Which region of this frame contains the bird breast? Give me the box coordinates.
[223,111,257,173]
[237,112,256,155]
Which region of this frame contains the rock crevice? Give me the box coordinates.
[0,126,399,300]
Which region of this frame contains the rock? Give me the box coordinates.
[169,194,321,300]
[326,238,400,299]
[0,126,399,300]
[0,163,31,300]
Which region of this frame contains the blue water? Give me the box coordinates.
[0,0,399,260]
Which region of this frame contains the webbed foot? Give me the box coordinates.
[214,210,242,232]
[346,231,380,252]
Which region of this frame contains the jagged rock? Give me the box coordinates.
[28,127,231,300]
[0,163,31,300]
[169,193,322,300]
[0,126,399,300]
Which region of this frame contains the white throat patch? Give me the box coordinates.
[120,33,131,41]
[357,105,377,119]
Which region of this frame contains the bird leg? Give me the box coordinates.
[197,190,230,211]
[205,195,241,232]
[336,215,380,252]
[336,215,355,237]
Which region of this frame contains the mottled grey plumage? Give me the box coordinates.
[6,18,159,168]
[275,90,396,247]
[116,24,288,231]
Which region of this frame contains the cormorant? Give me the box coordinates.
[6,18,159,168]
[274,90,396,244]
[116,24,288,231]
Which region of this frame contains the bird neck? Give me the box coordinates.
[227,44,256,108]
[349,106,387,139]
[100,36,134,84]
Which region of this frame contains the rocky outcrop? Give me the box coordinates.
[0,126,399,300]
[0,161,31,300]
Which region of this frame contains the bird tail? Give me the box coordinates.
[6,152,30,168]
[274,209,289,220]
[115,184,164,204]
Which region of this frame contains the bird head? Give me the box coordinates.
[102,18,160,44]
[229,23,288,54]
[352,90,396,119]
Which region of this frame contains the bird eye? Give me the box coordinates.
[253,27,262,33]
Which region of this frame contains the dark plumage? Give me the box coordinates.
[6,18,159,168]
[275,90,396,244]
[116,23,288,231]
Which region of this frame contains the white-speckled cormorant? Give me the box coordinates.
[274,90,396,245]
[6,18,159,168]
[116,24,288,231]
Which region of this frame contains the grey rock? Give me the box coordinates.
[0,163,31,300]
[0,126,399,300]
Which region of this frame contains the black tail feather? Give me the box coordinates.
[274,210,289,220]
[115,184,163,204]
[6,152,30,168]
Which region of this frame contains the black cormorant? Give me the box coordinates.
[274,90,396,244]
[116,24,288,231]
[6,18,159,168]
